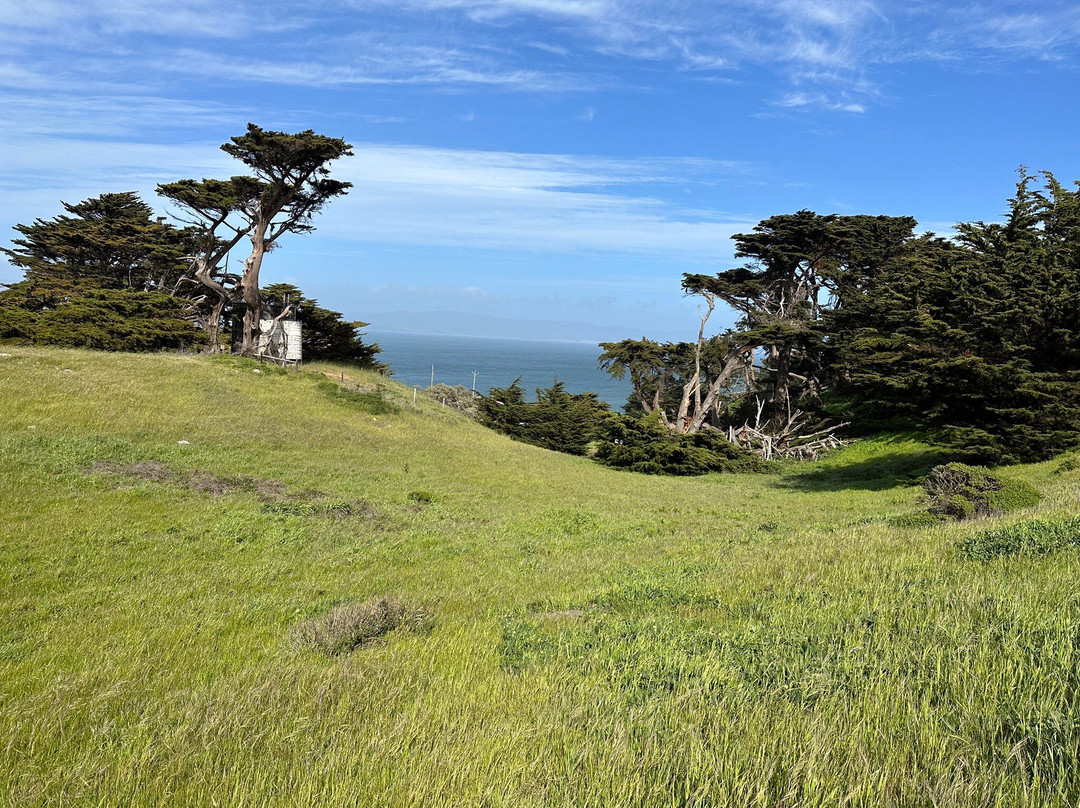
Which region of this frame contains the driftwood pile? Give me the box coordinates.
[726,400,848,461]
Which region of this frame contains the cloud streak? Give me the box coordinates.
[310,143,760,255]
[0,132,757,264]
[4,0,1079,115]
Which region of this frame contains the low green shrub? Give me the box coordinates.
[1,289,206,352]
[593,412,766,476]
[1054,455,1080,475]
[959,517,1080,561]
[290,595,434,656]
[923,462,1041,520]
[478,379,608,456]
[423,384,479,417]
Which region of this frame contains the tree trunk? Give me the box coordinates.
[239,237,266,356]
[188,257,234,355]
[686,349,749,434]
[206,294,227,353]
[774,347,792,424]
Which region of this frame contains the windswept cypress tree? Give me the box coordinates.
[600,171,1080,467]
[828,171,1080,462]
[478,379,608,455]
[2,192,190,294]
[0,192,202,350]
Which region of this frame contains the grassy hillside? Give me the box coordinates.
[2,347,1079,807]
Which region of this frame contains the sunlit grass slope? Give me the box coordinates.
[2,347,1079,807]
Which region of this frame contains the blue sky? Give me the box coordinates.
[3,0,1080,340]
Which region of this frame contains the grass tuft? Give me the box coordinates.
[290,595,434,656]
[959,517,1080,560]
[887,511,946,528]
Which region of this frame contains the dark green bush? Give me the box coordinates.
[478,379,608,456]
[923,463,1041,520]
[593,412,765,476]
[959,517,1080,561]
[1,289,205,351]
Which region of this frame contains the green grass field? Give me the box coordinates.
[2,347,1079,807]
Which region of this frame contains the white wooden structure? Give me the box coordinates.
[256,318,302,365]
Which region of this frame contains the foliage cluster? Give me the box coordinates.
[923,462,1042,520]
[0,193,204,350]
[423,383,480,417]
[1,288,206,351]
[593,412,766,475]
[477,378,608,455]
[959,517,1080,561]
[1,126,379,366]
[603,170,1080,465]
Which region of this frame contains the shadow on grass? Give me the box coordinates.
[775,438,947,492]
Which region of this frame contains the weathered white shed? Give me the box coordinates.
[256,318,302,364]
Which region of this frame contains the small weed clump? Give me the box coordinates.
[290,595,434,656]
[261,500,365,520]
[1054,454,1080,474]
[407,490,434,504]
[924,462,1041,520]
[959,517,1080,561]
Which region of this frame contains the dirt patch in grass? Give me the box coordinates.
[535,608,591,620]
[88,460,290,498]
[88,460,384,521]
[88,460,364,513]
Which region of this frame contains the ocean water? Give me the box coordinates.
[368,331,631,409]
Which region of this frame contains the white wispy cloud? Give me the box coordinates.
[0,134,756,262]
[317,143,757,254]
[776,92,865,114]
[5,0,1076,114]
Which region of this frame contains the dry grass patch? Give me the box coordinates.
[290,595,434,656]
[88,459,290,497]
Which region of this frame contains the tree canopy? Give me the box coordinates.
[477,379,608,456]
[0,192,203,350]
[1,125,374,363]
[601,170,1080,466]
[2,192,191,295]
